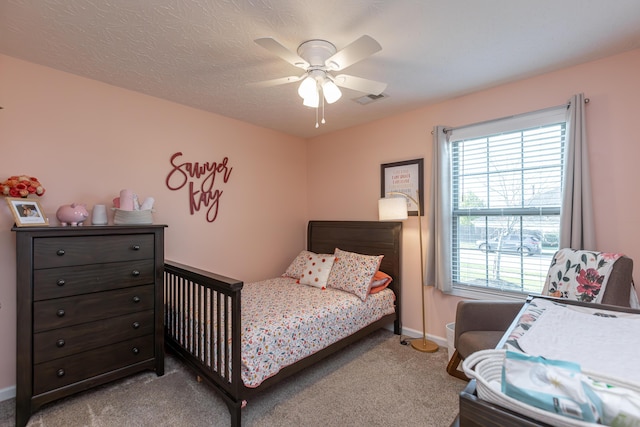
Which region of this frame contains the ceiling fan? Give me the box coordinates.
[251,35,387,127]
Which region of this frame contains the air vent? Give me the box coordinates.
[354,93,388,105]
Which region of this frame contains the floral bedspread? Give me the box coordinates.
[241,277,395,387]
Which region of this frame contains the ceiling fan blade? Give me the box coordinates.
[254,37,309,69]
[333,74,387,95]
[247,75,304,88]
[325,35,382,71]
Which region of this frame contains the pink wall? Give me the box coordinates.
[1,48,639,396]
[0,55,308,393]
[308,48,640,342]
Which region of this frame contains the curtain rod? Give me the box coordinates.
[438,97,589,135]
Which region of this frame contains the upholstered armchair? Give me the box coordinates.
[446,251,634,380]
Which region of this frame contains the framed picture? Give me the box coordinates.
[381,158,424,216]
[5,197,49,226]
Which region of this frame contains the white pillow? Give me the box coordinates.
[299,253,336,289]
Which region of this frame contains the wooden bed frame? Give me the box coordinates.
[164,220,402,426]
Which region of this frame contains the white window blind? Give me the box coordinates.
[450,106,566,296]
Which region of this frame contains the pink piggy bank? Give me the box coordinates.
[56,203,89,226]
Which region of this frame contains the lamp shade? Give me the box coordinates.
[378,197,408,221]
[302,89,319,107]
[322,80,342,104]
[298,76,317,99]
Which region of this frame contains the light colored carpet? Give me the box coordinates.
[0,330,466,427]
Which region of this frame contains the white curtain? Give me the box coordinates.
[425,126,452,292]
[560,93,596,250]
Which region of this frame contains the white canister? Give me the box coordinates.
[91,204,108,225]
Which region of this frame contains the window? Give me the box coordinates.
[449,107,566,298]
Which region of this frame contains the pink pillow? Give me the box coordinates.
[369,271,393,294]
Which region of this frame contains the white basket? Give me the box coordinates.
[446,322,456,360]
[462,350,600,427]
[113,208,153,225]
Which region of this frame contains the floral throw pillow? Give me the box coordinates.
[543,248,622,303]
[282,250,314,279]
[327,248,383,301]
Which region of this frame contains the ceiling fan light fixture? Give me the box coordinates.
[298,76,317,99]
[322,79,342,104]
[253,35,385,128]
[302,89,319,108]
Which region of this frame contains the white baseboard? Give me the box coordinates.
[401,325,448,348]
[382,323,448,348]
[0,385,16,402]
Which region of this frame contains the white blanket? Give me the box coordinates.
[517,304,640,384]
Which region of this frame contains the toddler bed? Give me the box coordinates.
[164,221,402,426]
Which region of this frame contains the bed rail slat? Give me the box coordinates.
[164,261,243,400]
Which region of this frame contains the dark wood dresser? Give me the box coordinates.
[13,225,166,427]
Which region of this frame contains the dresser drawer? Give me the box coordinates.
[33,310,154,364]
[34,285,154,333]
[33,335,154,395]
[34,260,155,301]
[33,234,154,269]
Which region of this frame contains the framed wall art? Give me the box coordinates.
[380,158,424,216]
[5,197,49,227]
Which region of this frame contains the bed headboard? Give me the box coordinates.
[307,220,402,334]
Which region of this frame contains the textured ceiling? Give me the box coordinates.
[1,0,640,138]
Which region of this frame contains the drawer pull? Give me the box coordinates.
[56,249,65,256]
[132,244,141,251]
[57,369,65,377]
[56,339,65,348]
[132,347,140,355]
[131,270,140,277]
[56,309,65,317]
[132,296,141,303]
[56,279,66,287]
[132,321,140,329]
